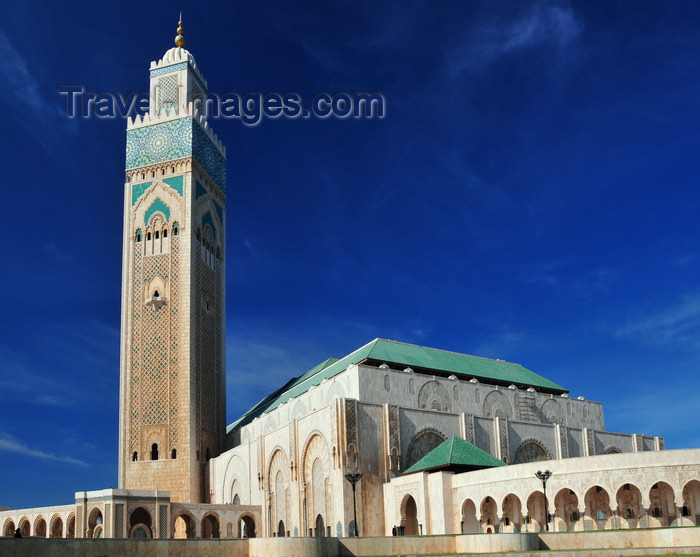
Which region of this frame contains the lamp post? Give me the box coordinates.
[535,470,552,532]
[344,472,362,537]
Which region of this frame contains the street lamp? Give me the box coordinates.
[344,472,362,537]
[535,470,552,532]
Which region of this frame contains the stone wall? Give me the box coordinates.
[2,528,699,557]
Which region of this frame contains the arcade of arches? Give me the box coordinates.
[387,450,700,536]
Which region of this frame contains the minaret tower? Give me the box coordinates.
[118,19,227,503]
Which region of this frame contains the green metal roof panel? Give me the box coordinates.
[404,436,507,474]
[363,340,566,392]
[227,339,567,433]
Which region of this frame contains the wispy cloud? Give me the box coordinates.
[0,432,88,467]
[616,292,700,346]
[448,1,582,75]
[604,380,700,448]
[0,30,75,157]
[523,260,619,295]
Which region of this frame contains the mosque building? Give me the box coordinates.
[1,20,699,542]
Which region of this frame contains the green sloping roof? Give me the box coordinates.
[404,436,507,474]
[227,339,568,433]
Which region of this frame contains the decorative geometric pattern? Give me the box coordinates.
[129,235,181,454]
[417,380,452,412]
[131,177,183,206]
[158,75,178,115]
[159,505,168,539]
[144,198,170,225]
[345,400,357,449]
[192,120,226,192]
[498,418,509,463]
[194,230,224,458]
[131,182,152,205]
[150,62,187,77]
[483,390,513,420]
[126,118,226,192]
[464,414,475,445]
[560,425,569,458]
[115,504,124,538]
[127,118,191,169]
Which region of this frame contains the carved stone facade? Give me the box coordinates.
[118,38,227,504]
[207,350,670,538]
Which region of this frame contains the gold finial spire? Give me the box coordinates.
[175,14,186,48]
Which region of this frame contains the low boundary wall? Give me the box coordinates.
[0,527,698,557]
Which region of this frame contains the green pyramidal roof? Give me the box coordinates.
[228,339,567,433]
[404,436,507,474]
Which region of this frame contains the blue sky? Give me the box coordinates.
[2,1,700,509]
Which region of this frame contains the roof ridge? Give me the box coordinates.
[374,338,523,367]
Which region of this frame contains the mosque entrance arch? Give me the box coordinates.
[400,494,419,535]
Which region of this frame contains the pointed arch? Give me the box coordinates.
[404,427,447,470]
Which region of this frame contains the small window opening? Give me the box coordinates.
[171,448,177,459]
[132,451,138,462]
[571,511,580,522]
[652,507,662,518]
[147,232,152,241]
[151,443,159,461]
[625,508,634,519]
[163,229,168,238]
[503,517,510,526]
[155,231,160,239]
[153,290,160,297]
[681,506,690,517]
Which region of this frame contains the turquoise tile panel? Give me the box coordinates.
[131,181,152,206]
[163,175,183,196]
[213,199,224,224]
[202,210,216,240]
[126,117,226,193]
[192,120,226,193]
[126,118,192,170]
[149,62,187,77]
[196,180,208,199]
[144,198,171,225]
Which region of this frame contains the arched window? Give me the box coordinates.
[151,443,159,461]
[155,231,160,239]
[652,507,662,518]
[173,223,179,236]
[147,232,152,241]
[171,449,177,459]
[132,451,138,462]
[163,229,168,238]
[135,229,142,242]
